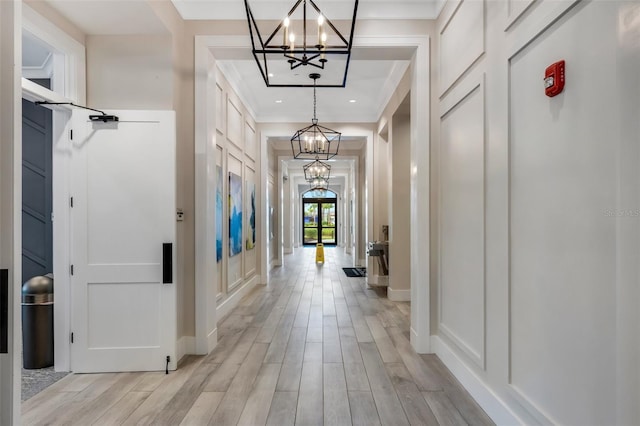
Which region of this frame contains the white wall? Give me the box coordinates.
[86,35,173,110]
[434,0,640,424]
[389,107,411,298]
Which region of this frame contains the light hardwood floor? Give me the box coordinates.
[22,247,494,425]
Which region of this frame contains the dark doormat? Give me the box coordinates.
[342,267,367,277]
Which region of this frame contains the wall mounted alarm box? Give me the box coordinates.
[544,60,565,97]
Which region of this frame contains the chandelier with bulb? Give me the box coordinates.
[291,73,341,160]
[244,0,359,87]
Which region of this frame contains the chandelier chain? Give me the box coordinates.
[313,79,317,120]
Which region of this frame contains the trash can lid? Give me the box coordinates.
[22,276,53,303]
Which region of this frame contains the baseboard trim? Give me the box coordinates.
[388,287,410,301]
[207,327,218,353]
[217,275,259,321]
[284,247,293,254]
[431,335,522,425]
[177,336,196,363]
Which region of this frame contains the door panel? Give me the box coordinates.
[71,110,176,373]
[303,202,319,245]
[22,99,52,283]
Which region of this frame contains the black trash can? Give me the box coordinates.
[22,275,54,369]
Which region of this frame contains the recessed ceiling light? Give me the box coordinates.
[349,99,357,103]
[275,100,283,103]
[268,73,274,77]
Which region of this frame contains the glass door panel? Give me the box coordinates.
[321,203,336,244]
[303,202,319,245]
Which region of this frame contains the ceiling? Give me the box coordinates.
[39,0,433,125]
[171,0,444,20]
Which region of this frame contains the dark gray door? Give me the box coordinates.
[22,98,53,284]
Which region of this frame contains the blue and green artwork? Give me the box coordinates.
[215,166,223,262]
[246,182,256,250]
[228,172,243,257]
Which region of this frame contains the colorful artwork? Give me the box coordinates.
[228,172,243,257]
[215,166,223,262]
[246,182,256,250]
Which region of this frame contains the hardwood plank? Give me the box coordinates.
[340,327,363,364]
[150,360,219,424]
[295,362,323,425]
[344,362,371,392]
[420,355,494,426]
[303,341,323,363]
[264,314,295,363]
[49,373,142,425]
[365,315,402,363]
[306,326,323,342]
[225,326,260,364]
[21,390,78,425]
[348,306,374,343]
[266,391,298,426]
[122,356,203,425]
[203,362,240,392]
[132,371,166,392]
[423,391,468,426]
[324,363,351,426]
[92,391,150,426]
[308,305,323,328]
[335,302,352,328]
[385,362,439,425]
[179,392,224,425]
[387,327,445,391]
[237,363,281,425]
[276,361,303,392]
[208,343,269,425]
[323,324,343,363]
[348,391,381,426]
[283,327,307,365]
[359,342,409,426]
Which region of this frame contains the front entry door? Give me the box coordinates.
[303,198,337,246]
[70,110,176,373]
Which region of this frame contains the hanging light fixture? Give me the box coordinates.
[244,0,359,87]
[291,73,341,160]
[304,157,331,183]
[309,177,329,193]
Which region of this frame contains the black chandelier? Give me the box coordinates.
[244,0,359,87]
[291,73,341,160]
[304,158,331,182]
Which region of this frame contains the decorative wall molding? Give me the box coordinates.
[438,75,486,371]
[506,0,580,59]
[505,0,537,32]
[226,97,243,149]
[432,335,522,425]
[439,0,485,96]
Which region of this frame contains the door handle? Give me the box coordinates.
[0,269,8,354]
[162,243,172,284]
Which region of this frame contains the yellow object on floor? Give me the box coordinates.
[316,243,324,263]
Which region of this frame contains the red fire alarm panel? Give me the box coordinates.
[544,60,565,97]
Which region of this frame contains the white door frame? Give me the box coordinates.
[21,4,86,372]
[1,2,23,424]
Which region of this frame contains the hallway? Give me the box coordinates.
[21,247,492,425]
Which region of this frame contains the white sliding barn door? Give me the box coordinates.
[70,110,176,373]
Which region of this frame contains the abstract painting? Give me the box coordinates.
[229,172,243,257]
[216,166,223,262]
[246,182,256,250]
